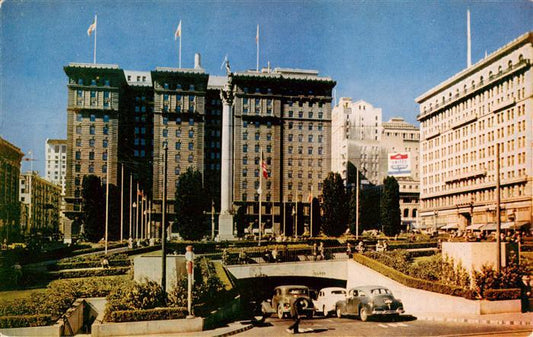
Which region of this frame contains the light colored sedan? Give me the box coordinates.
[314,287,346,316]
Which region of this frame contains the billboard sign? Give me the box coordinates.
[388,152,411,177]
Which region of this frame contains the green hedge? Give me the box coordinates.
[484,288,521,301]
[105,307,187,322]
[387,242,438,250]
[0,314,53,328]
[51,267,130,279]
[50,259,130,271]
[352,254,475,299]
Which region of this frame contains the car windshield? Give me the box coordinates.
[370,288,391,295]
[288,288,307,295]
[331,290,346,295]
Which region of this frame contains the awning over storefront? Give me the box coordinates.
[440,223,458,230]
[502,222,530,230]
[466,224,484,231]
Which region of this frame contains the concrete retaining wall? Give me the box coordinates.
[442,242,510,274]
[0,323,62,337]
[134,254,186,290]
[345,260,520,315]
[91,317,204,337]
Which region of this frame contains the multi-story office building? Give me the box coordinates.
[332,98,421,229]
[20,172,61,236]
[0,137,24,242]
[332,98,383,185]
[63,59,334,237]
[45,139,67,195]
[381,117,420,229]
[416,32,532,231]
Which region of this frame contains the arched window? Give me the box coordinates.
[403,209,409,218]
[412,209,418,217]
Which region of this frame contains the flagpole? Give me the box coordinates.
[258,150,262,247]
[256,24,259,72]
[93,15,97,64]
[179,34,182,68]
[104,141,109,254]
[310,191,313,238]
[136,183,140,240]
[129,174,132,243]
[120,164,124,242]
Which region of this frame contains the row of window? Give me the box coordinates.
[73,163,107,174]
[287,146,324,155]
[76,78,111,86]
[76,114,110,122]
[288,122,324,131]
[242,144,272,153]
[162,129,194,138]
[161,83,196,91]
[287,134,323,143]
[287,110,324,119]
[75,138,108,148]
[75,151,108,161]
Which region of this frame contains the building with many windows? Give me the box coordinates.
[332,98,420,230]
[63,59,335,237]
[0,137,24,242]
[416,32,532,231]
[20,172,61,236]
[45,139,67,195]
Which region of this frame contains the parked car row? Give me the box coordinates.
[260,284,404,322]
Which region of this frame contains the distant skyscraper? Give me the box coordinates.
[45,139,67,195]
[416,32,532,231]
[332,98,420,229]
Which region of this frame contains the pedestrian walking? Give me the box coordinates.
[286,297,306,334]
[346,243,352,258]
[520,275,531,313]
[312,243,318,261]
[318,242,325,260]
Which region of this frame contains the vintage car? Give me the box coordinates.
[314,287,346,316]
[262,285,315,319]
[335,286,404,321]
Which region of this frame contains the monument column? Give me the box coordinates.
[218,65,235,240]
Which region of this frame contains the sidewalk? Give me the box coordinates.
[412,311,533,326]
[100,321,254,337]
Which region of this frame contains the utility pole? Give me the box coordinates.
[161,144,168,293]
[496,143,501,274]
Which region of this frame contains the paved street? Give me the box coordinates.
[238,316,533,336]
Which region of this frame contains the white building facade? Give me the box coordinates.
[45,139,67,195]
[416,32,532,232]
[332,98,421,229]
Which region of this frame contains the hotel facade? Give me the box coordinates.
[416,32,532,231]
[63,58,334,237]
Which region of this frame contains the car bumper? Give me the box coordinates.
[372,308,404,315]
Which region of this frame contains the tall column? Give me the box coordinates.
[218,67,235,240]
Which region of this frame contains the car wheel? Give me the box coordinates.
[322,305,328,317]
[277,304,284,319]
[359,306,369,322]
[336,306,343,318]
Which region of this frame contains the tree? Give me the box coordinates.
[380,176,401,236]
[321,172,349,236]
[359,185,382,231]
[175,167,210,240]
[81,175,105,242]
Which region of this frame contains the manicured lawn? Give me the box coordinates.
[0,287,47,303]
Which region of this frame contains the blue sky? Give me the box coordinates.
[1,0,531,174]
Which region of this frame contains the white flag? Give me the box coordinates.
[87,17,97,36]
[174,20,182,40]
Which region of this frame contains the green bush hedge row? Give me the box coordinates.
[387,241,438,250]
[352,254,476,299]
[0,314,53,328]
[51,267,130,279]
[49,259,130,271]
[105,307,187,322]
[484,288,521,301]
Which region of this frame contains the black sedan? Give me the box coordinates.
[335,285,404,321]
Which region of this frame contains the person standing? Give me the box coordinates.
[520,275,531,313]
[318,242,325,260]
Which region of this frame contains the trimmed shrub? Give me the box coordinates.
[49,259,130,271]
[104,279,167,320]
[105,307,187,322]
[51,267,130,279]
[353,253,475,299]
[0,314,53,328]
[484,288,521,301]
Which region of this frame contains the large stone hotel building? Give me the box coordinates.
[64,58,334,237]
[416,32,532,231]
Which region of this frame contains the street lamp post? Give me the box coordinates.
[132,202,137,245]
[161,143,168,293]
